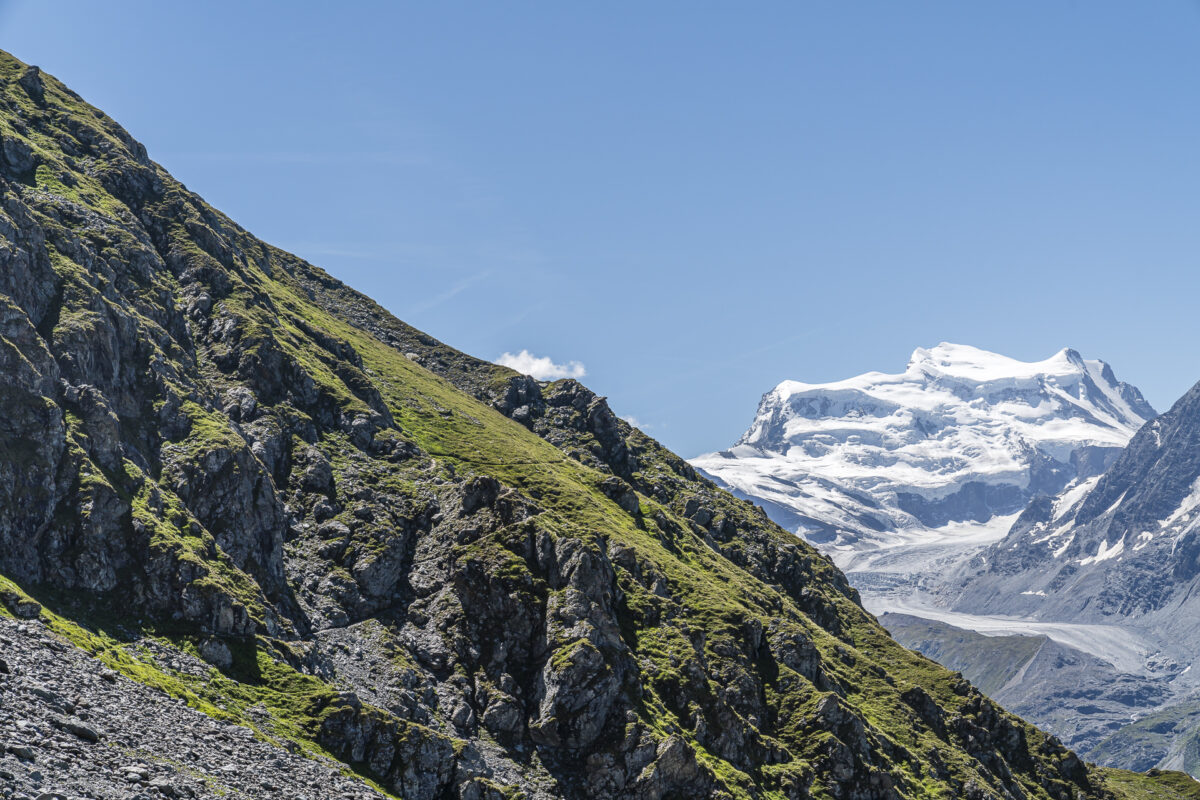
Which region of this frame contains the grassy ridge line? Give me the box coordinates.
[149,200,1054,796]
[1099,769,1200,800]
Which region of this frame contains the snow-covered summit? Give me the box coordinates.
[694,344,1155,556]
[910,342,1086,381]
[769,343,1088,396]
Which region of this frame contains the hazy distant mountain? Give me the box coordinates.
[881,613,1170,758]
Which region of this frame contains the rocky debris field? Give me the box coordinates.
[0,616,384,800]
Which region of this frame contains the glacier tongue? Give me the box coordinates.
[691,342,1155,584]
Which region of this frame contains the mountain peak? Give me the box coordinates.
[906,342,1088,382]
[698,343,1154,557]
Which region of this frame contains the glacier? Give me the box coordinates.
[690,343,1155,593]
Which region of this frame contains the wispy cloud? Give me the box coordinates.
[408,271,493,315]
[158,150,432,167]
[495,350,587,381]
[621,415,653,431]
[289,244,397,260]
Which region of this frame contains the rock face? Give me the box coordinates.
[0,49,1189,800]
[692,343,1153,553]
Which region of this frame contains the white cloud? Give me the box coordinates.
[495,350,587,380]
[621,415,652,431]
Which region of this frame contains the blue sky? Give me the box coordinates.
[3,2,1199,456]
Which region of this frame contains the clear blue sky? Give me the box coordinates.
[4,2,1199,456]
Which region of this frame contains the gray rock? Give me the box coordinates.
[0,617,392,799]
[1,136,35,175]
[196,639,233,671]
[9,745,35,761]
[1,591,41,620]
[64,721,100,743]
[17,66,44,103]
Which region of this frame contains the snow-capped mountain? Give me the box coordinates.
[934,378,1200,774]
[948,377,1200,623]
[691,343,1155,564]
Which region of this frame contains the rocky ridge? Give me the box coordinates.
[946,379,1200,623]
[0,50,1191,800]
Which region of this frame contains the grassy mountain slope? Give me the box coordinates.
[0,49,1194,800]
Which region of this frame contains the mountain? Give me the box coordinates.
[935,378,1200,774]
[947,378,1200,624]
[0,50,1190,800]
[690,344,1155,596]
[881,613,1171,757]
